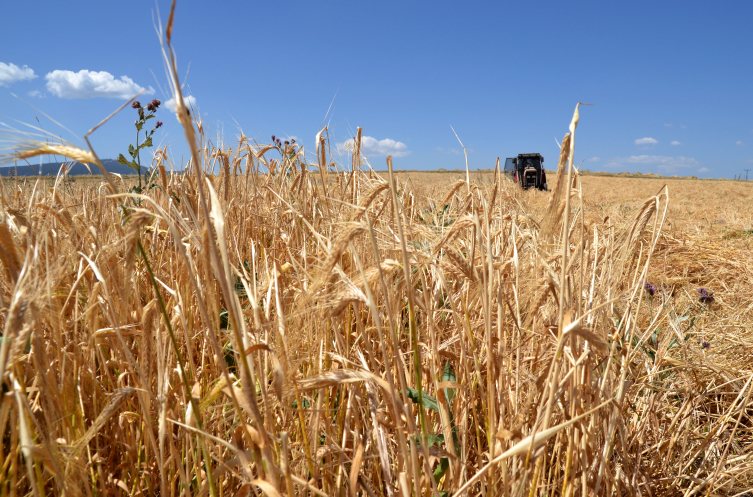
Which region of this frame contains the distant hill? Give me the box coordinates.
[0,159,148,177]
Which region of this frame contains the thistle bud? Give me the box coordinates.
[698,288,715,304]
[644,281,655,296]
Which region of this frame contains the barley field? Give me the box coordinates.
[1,35,753,495]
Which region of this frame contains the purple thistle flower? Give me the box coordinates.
[271,135,276,142]
[698,288,715,304]
[644,281,656,296]
[132,101,141,109]
[291,138,296,144]
[702,341,710,349]
[284,140,290,146]
[150,98,161,109]
[155,121,163,129]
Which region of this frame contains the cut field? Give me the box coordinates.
[384,171,753,233]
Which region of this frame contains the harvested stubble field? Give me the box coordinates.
[2,96,753,497]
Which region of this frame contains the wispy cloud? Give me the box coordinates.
[671,141,681,146]
[0,62,36,86]
[680,125,688,129]
[165,95,197,112]
[338,136,410,158]
[698,167,710,173]
[586,157,601,162]
[45,69,152,99]
[664,123,673,128]
[435,147,462,155]
[27,90,44,98]
[604,155,699,173]
[635,137,658,146]
[736,140,744,147]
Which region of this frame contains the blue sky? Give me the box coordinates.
[1,1,752,178]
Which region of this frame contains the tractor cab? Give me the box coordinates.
[504,153,548,191]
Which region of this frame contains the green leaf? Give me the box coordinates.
[219,310,229,329]
[685,316,697,333]
[128,161,141,172]
[413,433,444,449]
[139,136,153,149]
[427,433,445,447]
[441,360,456,404]
[405,388,439,413]
[442,360,456,382]
[135,121,144,132]
[144,114,155,121]
[433,457,450,484]
[291,398,311,409]
[118,153,130,165]
[128,144,137,158]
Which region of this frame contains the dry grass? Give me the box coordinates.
[2,21,753,496]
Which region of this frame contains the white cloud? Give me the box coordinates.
[671,141,681,146]
[27,90,44,98]
[698,167,710,173]
[586,157,601,162]
[635,137,658,146]
[664,123,673,127]
[363,136,410,157]
[45,69,152,99]
[680,125,687,129]
[338,136,410,158]
[736,140,744,147]
[165,95,197,112]
[0,63,36,86]
[603,155,699,173]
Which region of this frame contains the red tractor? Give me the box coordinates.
[504,153,548,191]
